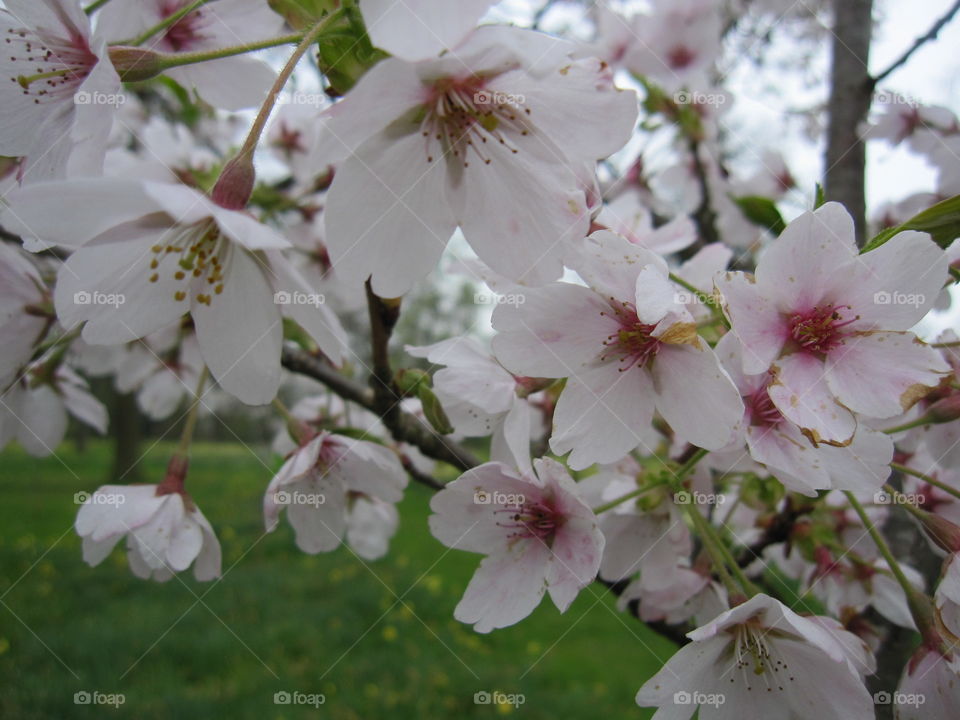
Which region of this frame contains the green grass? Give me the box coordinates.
[0,441,672,719]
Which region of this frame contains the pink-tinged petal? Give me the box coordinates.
[817,427,893,493]
[54,233,187,344]
[164,513,204,572]
[76,485,167,541]
[454,541,552,633]
[837,230,947,330]
[346,497,398,560]
[825,332,948,418]
[491,400,533,474]
[493,58,638,161]
[429,462,536,553]
[286,484,348,554]
[746,424,828,496]
[768,352,855,445]
[317,58,424,161]
[717,272,787,374]
[324,129,456,298]
[456,131,585,288]
[2,180,161,248]
[545,510,603,611]
[265,251,347,365]
[17,384,67,456]
[328,437,407,503]
[191,509,222,581]
[634,264,682,324]
[635,634,728,714]
[167,56,276,111]
[551,363,657,470]
[652,344,743,450]
[778,639,875,720]
[210,206,290,251]
[570,229,667,304]
[361,0,496,61]
[491,283,613,378]
[895,649,960,720]
[60,377,108,434]
[755,202,858,311]
[191,249,282,405]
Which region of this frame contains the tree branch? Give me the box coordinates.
[872,0,960,84]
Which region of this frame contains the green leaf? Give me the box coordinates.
[813,183,825,209]
[731,195,787,235]
[862,193,960,253]
[315,5,387,96]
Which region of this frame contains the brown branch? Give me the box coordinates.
[872,0,960,84]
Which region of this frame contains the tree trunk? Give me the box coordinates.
[109,391,143,483]
[824,0,874,246]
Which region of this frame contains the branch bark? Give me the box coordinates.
[824,0,874,246]
[872,0,960,84]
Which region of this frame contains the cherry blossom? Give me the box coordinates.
[719,202,949,446]
[0,241,50,389]
[0,0,122,181]
[319,26,638,297]
[76,483,221,582]
[98,0,283,110]
[635,593,875,718]
[264,431,407,555]
[492,230,743,470]
[429,458,603,632]
[3,178,348,405]
[359,0,497,62]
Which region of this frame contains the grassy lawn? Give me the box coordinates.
[0,440,672,719]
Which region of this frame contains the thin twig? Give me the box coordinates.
[872,0,960,84]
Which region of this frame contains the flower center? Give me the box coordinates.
[158,2,209,52]
[667,45,696,70]
[7,25,96,105]
[788,304,856,354]
[419,76,531,168]
[600,301,662,371]
[495,499,561,541]
[748,386,782,428]
[148,219,227,306]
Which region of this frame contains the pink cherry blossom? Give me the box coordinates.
[0,0,122,181]
[319,26,638,297]
[718,202,949,446]
[636,593,875,719]
[76,483,221,582]
[359,0,497,61]
[0,241,50,389]
[429,458,603,632]
[895,645,960,719]
[3,178,348,405]
[264,431,407,555]
[492,230,743,470]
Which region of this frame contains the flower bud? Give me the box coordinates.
[927,394,960,424]
[916,508,960,553]
[107,46,166,83]
[211,154,256,210]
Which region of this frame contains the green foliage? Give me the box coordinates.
[862,193,960,253]
[315,4,388,97]
[0,442,668,719]
[731,195,787,236]
[268,0,338,30]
